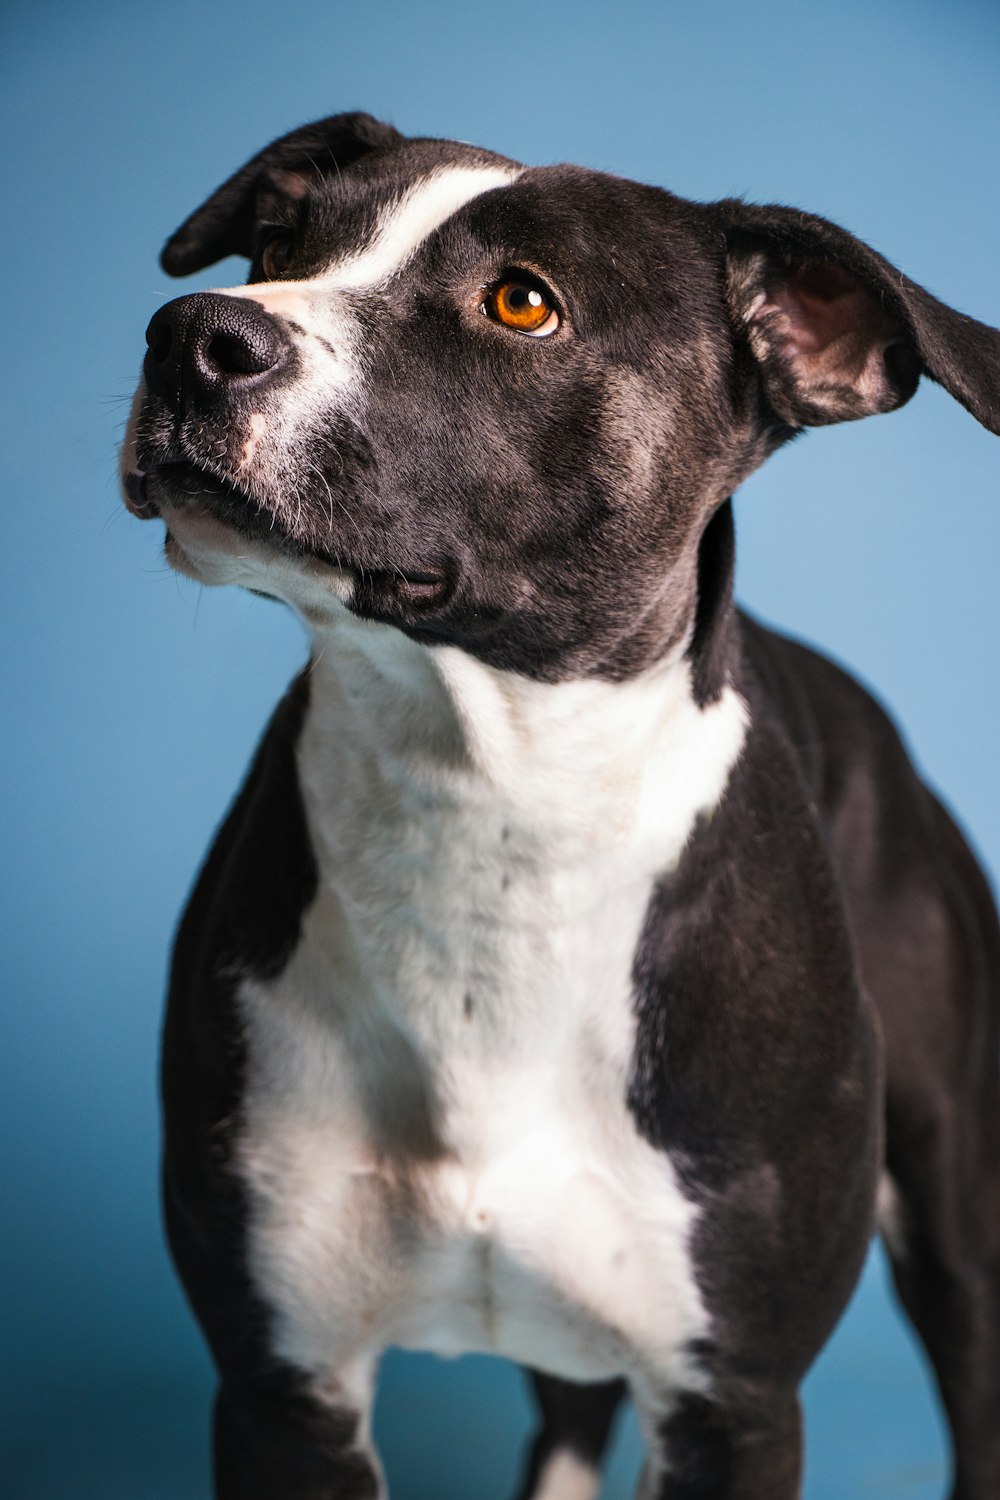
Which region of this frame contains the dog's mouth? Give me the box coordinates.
[125,461,452,609]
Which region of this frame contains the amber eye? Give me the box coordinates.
[483,277,559,337]
[261,232,295,279]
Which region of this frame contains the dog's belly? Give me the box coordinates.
[236,950,712,1395]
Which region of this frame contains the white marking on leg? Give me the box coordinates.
[877,1171,908,1258]
[531,1448,600,1500]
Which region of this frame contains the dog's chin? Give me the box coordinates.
[159,505,270,583]
[129,462,453,617]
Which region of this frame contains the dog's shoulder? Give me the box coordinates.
[736,608,925,806]
[170,670,317,989]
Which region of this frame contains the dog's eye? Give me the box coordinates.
[482,277,559,337]
[261,232,296,279]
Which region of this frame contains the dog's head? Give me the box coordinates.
[122,112,1000,688]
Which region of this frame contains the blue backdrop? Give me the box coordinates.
[2,1,998,1495]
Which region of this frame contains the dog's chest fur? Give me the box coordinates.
[236,615,747,1395]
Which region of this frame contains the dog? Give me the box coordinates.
[121,112,1000,1499]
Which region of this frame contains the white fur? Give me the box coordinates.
[531,1449,600,1500]
[326,165,520,290]
[156,504,354,620]
[877,1171,907,1258]
[218,275,352,371]
[237,611,748,1413]
[220,165,517,339]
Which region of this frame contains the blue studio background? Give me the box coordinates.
[2,1,998,1495]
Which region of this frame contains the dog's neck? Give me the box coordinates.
[687,499,739,707]
[300,494,741,768]
[299,585,747,867]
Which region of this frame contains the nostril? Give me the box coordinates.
[205,331,270,377]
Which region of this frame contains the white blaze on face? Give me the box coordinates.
[323,163,521,290]
[228,279,314,324]
[218,164,521,355]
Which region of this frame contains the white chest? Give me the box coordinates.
[236,620,746,1398]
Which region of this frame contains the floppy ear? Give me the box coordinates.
[714,200,1000,436]
[160,111,405,276]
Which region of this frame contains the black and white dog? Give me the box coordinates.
[121,113,1000,1499]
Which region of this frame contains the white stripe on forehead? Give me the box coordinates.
[325,164,521,291]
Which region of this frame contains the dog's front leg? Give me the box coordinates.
[635,1392,803,1500]
[214,1366,383,1500]
[513,1371,626,1500]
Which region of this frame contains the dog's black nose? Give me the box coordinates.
[143,293,288,408]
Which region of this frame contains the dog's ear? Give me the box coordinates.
[715,200,1000,436]
[160,111,404,277]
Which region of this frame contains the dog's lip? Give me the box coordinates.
[363,569,450,608]
[131,460,453,606]
[142,459,244,512]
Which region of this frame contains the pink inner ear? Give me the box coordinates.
[763,258,907,415]
[263,166,316,201]
[770,261,877,357]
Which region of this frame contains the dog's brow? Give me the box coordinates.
[324,165,521,290]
